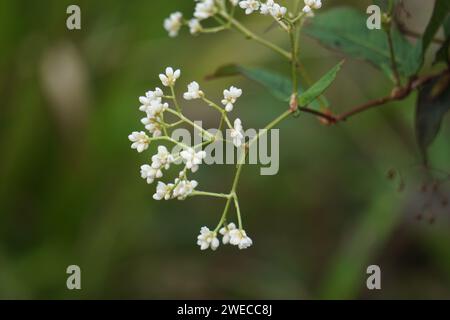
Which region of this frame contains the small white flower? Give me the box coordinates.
[219,222,237,244]
[229,228,253,249]
[270,3,287,19]
[260,0,274,15]
[197,226,220,251]
[151,145,174,170]
[303,0,322,15]
[141,116,163,138]
[180,148,206,172]
[153,181,173,200]
[221,86,242,112]
[159,67,181,87]
[140,99,168,118]
[230,118,244,147]
[128,131,150,153]
[239,0,260,15]
[140,164,162,184]
[183,81,204,100]
[139,88,163,106]
[194,0,217,20]
[188,19,202,34]
[164,12,183,37]
[173,179,198,199]
[302,5,312,14]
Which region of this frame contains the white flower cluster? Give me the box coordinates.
[129,67,203,201]
[163,0,297,38]
[197,223,253,251]
[139,87,167,138]
[130,66,252,251]
[140,146,174,184]
[302,0,322,16]
[239,0,287,19]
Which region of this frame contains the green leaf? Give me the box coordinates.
[415,73,450,164]
[207,64,326,110]
[298,60,344,107]
[434,15,450,65]
[410,0,450,73]
[320,188,403,299]
[304,7,415,78]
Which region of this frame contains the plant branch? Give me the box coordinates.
[397,24,445,45]
[314,68,450,124]
[386,25,402,87]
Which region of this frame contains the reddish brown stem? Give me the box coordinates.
[299,68,450,124]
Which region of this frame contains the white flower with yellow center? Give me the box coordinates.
[163,12,183,37]
[221,86,242,112]
[219,222,237,244]
[229,228,253,249]
[180,148,206,172]
[183,81,204,100]
[197,226,220,251]
[239,0,260,15]
[159,67,181,87]
[128,131,150,153]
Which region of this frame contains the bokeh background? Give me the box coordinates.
[0,0,449,299]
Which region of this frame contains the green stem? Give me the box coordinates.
[233,193,243,230]
[386,25,402,87]
[250,109,293,147]
[151,136,190,149]
[190,191,231,199]
[166,108,215,140]
[170,86,182,112]
[202,97,233,129]
[221,12,292,61]
[214,197,233,233]
[289,28,299,105]
[201,25,228,33]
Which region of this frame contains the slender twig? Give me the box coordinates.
[386,26,402,87]
[333,68,450,122]
[397,24,445,45]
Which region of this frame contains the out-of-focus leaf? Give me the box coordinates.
[434,16,450,65]
[320,188,402,299]
[415,73,450,164]
[207,64,325,110]
[298,60,344,107]
[304,7,416,78]
[409,0,450,73]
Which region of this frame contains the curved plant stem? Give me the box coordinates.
[166,108,215,140]
[220,12,292,61]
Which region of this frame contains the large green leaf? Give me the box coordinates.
[415,73,450,164]
[409,0,450,73]
[207,64,325,110]
[304,7,416,78]
[298,60,344,107]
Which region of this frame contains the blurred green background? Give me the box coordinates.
[0,0,449,299]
